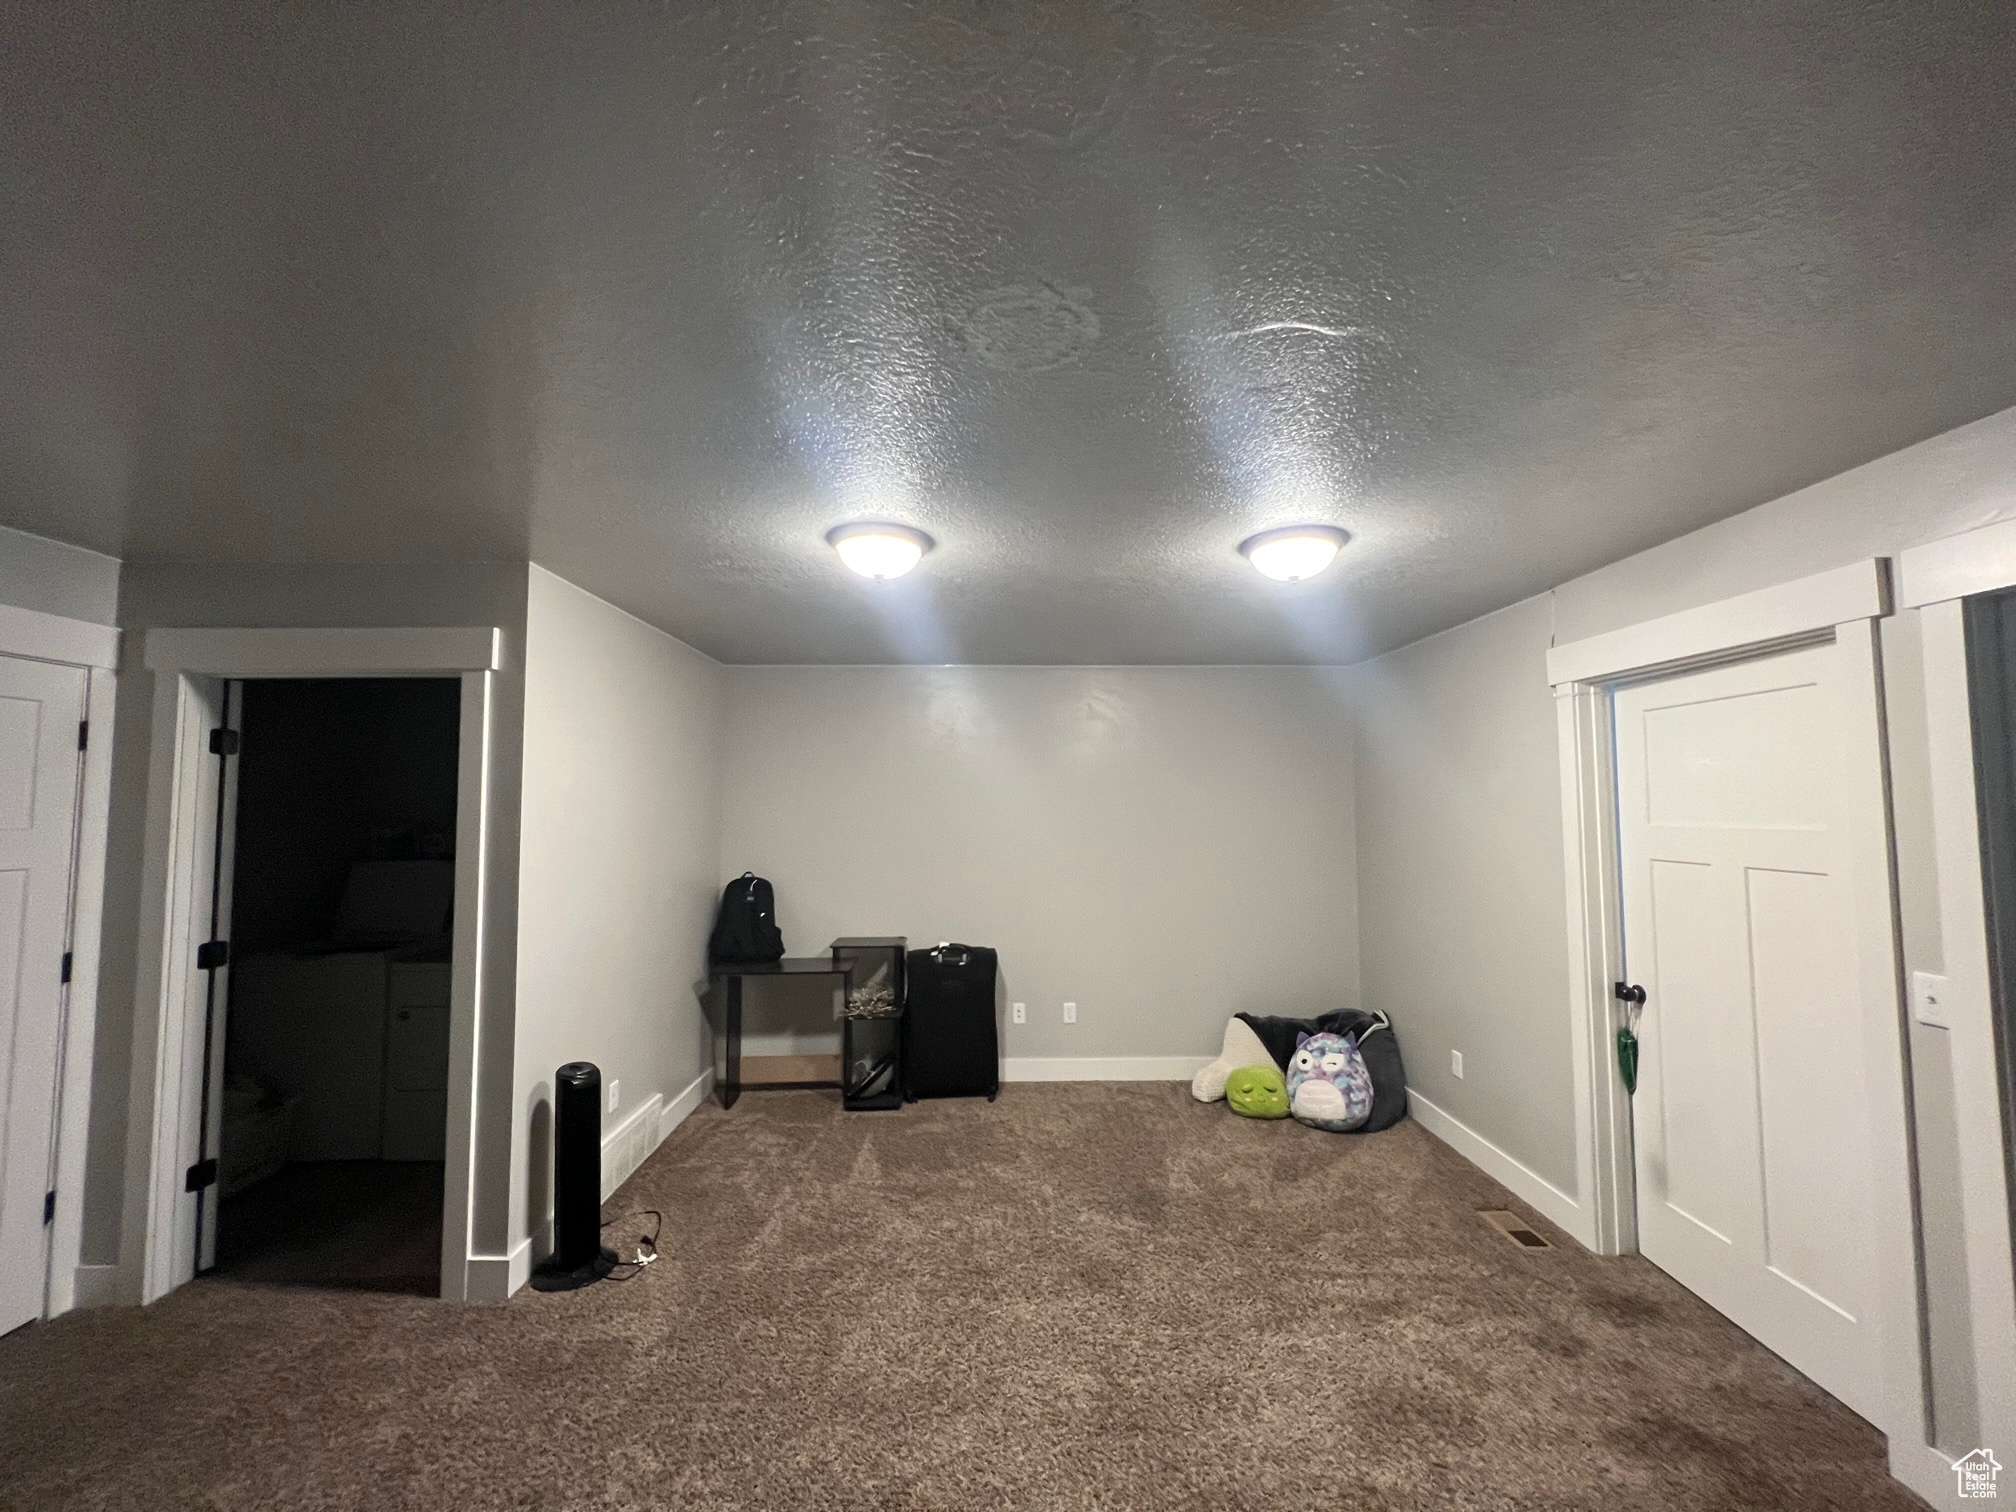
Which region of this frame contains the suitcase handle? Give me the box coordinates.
[931,943,973,966]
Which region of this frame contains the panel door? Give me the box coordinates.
[1615,638,1884,1422]
[0,656,87,1335]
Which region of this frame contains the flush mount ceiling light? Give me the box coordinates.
[1238,524,1350,583]
[826,522,934,580]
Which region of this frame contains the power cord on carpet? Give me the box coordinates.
[598,1209,663,1280]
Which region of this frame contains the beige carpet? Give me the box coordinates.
[0,1085,1924,1511]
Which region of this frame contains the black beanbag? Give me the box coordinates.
[1235,1009,1409,1132]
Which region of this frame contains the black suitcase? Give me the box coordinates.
[904,943,999,1100]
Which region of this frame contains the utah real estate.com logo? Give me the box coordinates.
[1955,1448,2002,1500]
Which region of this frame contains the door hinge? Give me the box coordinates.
[196,940,230,971]
[208,728,240,756]
[60,951,72,984]
[43,1190,55,1225]
[77,720,88,751]
[184,1159,218,1194]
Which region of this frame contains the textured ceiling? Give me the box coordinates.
[3,2,2013,663]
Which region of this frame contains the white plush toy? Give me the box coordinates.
[1191,1016,1277,1102]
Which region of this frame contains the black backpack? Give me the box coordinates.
[708,872,785,964]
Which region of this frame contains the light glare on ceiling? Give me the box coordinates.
[827,522,933,580]
[1239,525,1349,582]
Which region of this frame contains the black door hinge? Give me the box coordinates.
[60,951,72,984]
[43,1190,55,1225]
[196,940,230,971]
[208,728,240,756]
[77,720,88,752]
[184,1159,218,1194]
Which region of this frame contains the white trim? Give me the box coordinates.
[1405,1090,1586,1241]
[437,672,491,1303]
[43,666,117,1315]
[1001,1056,1212,1082]
[1918,599,2016,1466]
[659,1068,715,1144]
[464,1239,531,1305]
[1554,682,1632,1255]
[129,629,501,1310]
[1899,517,2016,608]
[0,602,119,669]
[144,626,501,676]
[1836,618,1935,1456]
[1545,560,1887,685]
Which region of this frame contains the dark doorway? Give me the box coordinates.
[210,678,460,1295]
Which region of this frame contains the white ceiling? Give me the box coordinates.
[3,3,2013,663]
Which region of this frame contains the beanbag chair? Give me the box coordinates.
[1238,1009,1409,1132]
[1225,1064,1289,1119]
[1191,1015,1277,1103]
[1286,1031,1375,1132]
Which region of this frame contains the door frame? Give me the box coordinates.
[1899,520,2016,1491]
[1547,560,1931,1475]
[0,604,119,1321]
[132,628,499,1304]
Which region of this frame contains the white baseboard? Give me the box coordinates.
[601,1091,665,1201]
[659,1067,714,1143]
[1001,1056,1211,1082]
[1406,1088,1589,1247]
[463,1239,531,1304]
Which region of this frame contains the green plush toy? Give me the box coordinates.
[1225,1064,1290,1119]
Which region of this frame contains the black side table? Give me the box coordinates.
[708,957,852,1110]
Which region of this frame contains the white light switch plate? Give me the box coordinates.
[1912,970,1951,1029]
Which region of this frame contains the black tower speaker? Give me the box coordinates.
[530,1061,618,1292]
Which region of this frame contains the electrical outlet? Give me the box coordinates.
[1063,1001,1078,1024]
[1913,970,1952,1029]
[1450,1051,1464,1080]
[607,1079,620,1112]
[1012,1002,1026,1024]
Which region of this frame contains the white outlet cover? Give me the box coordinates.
[1912,970,1951,1029]
[608,1078,620,1111]
[1451,1050,1464,1079]
[1063,1001,1077,1023]
[1012,1002,1026,1024]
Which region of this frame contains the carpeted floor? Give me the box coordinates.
[0,1086,1924,1511]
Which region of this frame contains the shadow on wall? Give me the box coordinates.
[526,1084,552,1263]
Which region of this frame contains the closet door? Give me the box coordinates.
[1615,638,1883,1422]
[0,655,87,1334]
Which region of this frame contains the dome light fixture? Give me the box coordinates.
[1238,524,1349,583]
[826,521,934,580]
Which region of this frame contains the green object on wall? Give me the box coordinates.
[1617,1026,1639,1096]
[1225,1064,1290,1119]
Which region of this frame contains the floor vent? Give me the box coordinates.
[1479,1209,1553,1249]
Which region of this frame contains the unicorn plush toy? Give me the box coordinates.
[1285,1031,1375,1132]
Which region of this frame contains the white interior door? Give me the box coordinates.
[1615,637,1885,1422]
[0,655,87,1335]
[156,673,231,1294]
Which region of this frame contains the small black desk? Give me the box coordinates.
[709,957,852,1110]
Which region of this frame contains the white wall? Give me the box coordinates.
[0,524,120,625]
[1352,401,2016,1452]
[90,563,530,1287]
[719,666,1358,1069]
[515,566,723,1263]
[1351,594,1577,1191]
